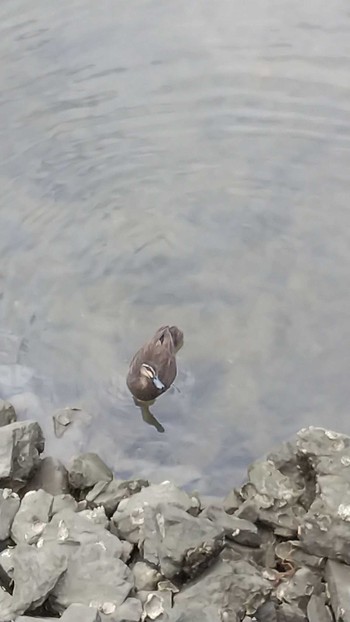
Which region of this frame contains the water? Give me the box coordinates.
[1,0,350,495]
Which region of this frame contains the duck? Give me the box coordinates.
[126,325,183,403]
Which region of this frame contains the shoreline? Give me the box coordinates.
[0,400,348,621]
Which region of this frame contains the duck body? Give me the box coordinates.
[127,325,183,403]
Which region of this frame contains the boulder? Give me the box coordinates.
[112,481,199,544]
[68,452,113,490]
[0,400,16,427]
[11,489,53,544]
[140,503,225,579]
[0,488,20,540]
[86,478,148,516]
[0,420,44,484]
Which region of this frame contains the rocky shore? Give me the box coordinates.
[0,401,349,620]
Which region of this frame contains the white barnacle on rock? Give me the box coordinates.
[131,507,145,526]
[338,504,350,521]
[341,456,350,466]
[101,602,116,614]
[2,488,17,500]
[231,528,240,538]
[143,593,164,621]
[325,429,339,440]
[156,512,165,538]
[57,519,69,541]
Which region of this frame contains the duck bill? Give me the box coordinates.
[152,375,165,390]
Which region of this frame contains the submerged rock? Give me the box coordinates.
[0,488,20,540]
[0,420,44,485]
[0,400,16,427]
[68,452,113,491]
[26,456,69,496]
[112,481,200,544]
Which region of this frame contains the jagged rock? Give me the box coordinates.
[236,452,306,536]
[140,503,225,579]
[9,542,67,615]
[86,478,149,516]
[61,603,101,621]
[11,489,53,544]
[112,481,200,544]
[0,488,20,540]
[307,593,333,622]
[325,559,350,622]
[26,457,69,496]
[275,602,307,621]
[132,561,161,591]
[275,567,321,610]
[98,597,142,622]
[68,452,113,490]
[51,493,78,516]
[222,489,241,514]
[296,427,350,562]
[0,420,44,484]
[201,505,260,547]
[79,505,109,529]
[275,540,324,569]
[255,600,278,622]
[169,555,271,621]
[29,508,134,613]
[0,400,16,427]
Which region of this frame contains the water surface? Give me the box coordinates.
[1,0,350,494]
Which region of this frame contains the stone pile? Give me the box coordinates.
[0,399,349,621]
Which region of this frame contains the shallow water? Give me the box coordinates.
[1,1,350,495]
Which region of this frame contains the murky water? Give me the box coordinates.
[1,1,350,495]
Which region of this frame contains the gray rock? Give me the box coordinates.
[0,400,16,427]
[255,600,278,622]
[238,455,306,536]
[68,452,113,490]
[26,457,69,496]
[275,602,307,621]
[112,481,200,544]
[201,504,260,547]
[51,493,78,516]
[275,540,324,570]
[307,594,333,622]
[52,552,133,614]
[296,427,350,562]
[325,559,350,622]
[79,505,109,529]
[0,588,13,622]
[169,557,271,621]
[53,407,91,439]
[132,561,161,591]
[10,542,67,614]
[98,598,142,622]
[31,508,134,613]
[15,617,55,621]
[0,546,15,578]
[0,420,44,483]
[11,489,53,544]
[86,478,149,516]
[275,567,321,610]
[61,603,101,621]
[222,489,241,514]
[140,503,225,579]
[0,488,20,540]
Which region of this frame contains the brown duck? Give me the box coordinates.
[127,325,183,403]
